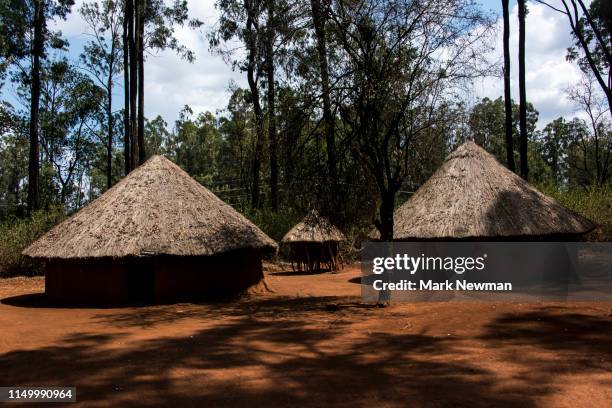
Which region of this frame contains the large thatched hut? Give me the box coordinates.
[23,155,277,304]
[376,140,595,241]
[282,210,345,272]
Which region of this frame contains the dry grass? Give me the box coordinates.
[388,141,595,240]
[281,210,345,243]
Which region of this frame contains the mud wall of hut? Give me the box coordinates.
[45,249,264,304]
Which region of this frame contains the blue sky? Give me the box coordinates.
[2,0,588,129]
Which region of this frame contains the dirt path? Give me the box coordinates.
[0,264,611,407]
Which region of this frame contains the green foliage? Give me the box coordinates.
[244,207,301,243]
[0,208,65,277]
[538,184,612,241]
[0,114,28,218]
[566,0,610,77]
[468,97,538,168]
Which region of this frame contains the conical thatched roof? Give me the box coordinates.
[24,155,277,259]
[385,140,595,240]
[282,210,345,243]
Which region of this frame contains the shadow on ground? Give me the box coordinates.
[269,269,334,276]
[1,296,611,407]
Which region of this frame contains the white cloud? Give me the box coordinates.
[474,1,585,126]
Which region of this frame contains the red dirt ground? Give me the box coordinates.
[0,263,611,407]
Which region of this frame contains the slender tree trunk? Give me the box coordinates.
[123,2,131,175]
[27,0,44,216]
[128,0,137,169]
[107,77,113,189]
[376,190,395,241]
[136,0,145,164]
[246,0,264,209]
[311,0,338,211]
[518,0,528,180]
[265,0,278,210]
[502,0,516,172]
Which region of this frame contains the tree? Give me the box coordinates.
[171,107,222,186]
[310,0,339,213]
[123,0,202,170]
[127,0,137,169]
[539,118,572,184]
[567,72,612,185]
[264,0,278,210]
[80,0,123,190]
[0,0,74,215]
[518,0,528,180]
[213,0,267,209]
[145,115,170,157]
[536,0,611,116]
[122,0,130,175]
[34,59,104,207]
[0,103,28,218]
[218,88,258,204]
[469,97,511,163]
[502,0,516,172]
[468,97,538,169]
[136,0,145,165]
[331,0,495,240]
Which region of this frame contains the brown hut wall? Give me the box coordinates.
[153,250,263,303]
[46,260,131,303]
[44,249,264,304]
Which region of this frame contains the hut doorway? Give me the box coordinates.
[126,261,155,303]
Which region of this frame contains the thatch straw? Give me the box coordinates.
[23,155,277,259]
[281,210,345,243]
[376,140,595,240]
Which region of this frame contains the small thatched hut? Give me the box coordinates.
[281,210,345,272]
[23,155,277,304]
[375,140,595,241]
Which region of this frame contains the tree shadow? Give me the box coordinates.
[1,307,535,407]
[348,275,377,285]
[269,269,333,276]
[2,295,610,406]
[91,296,378,329]
[0,293,166,309]
[478,306,612,399]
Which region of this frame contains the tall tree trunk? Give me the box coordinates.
[128,0,137,169]
[311,0,338,211]
[502,0,516,172]
[245,0,264,209]
[136,0,145,164]
[265,0,278,211]
[107,75,113,189]
[27,0,44,216]
[375,190,395,241]
[518,0,528,180]
[123,2,131,175]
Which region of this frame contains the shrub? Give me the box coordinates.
[244,208,301,243]
[537,184,612,241]
[0,208,65,278]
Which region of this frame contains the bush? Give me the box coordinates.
[537,184,612,241]
[244,208,301,243]
[0,208,65,278]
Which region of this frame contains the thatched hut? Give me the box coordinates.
[281,210,345,272]
[375,140,595,241]
[23,155,277,304]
